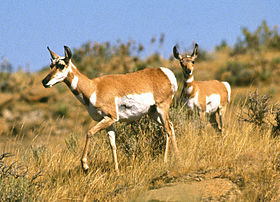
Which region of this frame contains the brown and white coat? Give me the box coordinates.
[42,46,179,173]
[173,44,231,132]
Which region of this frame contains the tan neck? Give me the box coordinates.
[64,63,94,105]
[182,74,195,95]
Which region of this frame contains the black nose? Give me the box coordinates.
[42,79,48,88]
[42,75,50,88]
[185,68,191,75]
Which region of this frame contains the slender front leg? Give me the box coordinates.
[106,126,119,174]
[154,102,179,163]
[164,134,171,163]
[81,116,115,173]
[163,113,179,162]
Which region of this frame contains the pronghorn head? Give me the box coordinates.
[173,43,199,77]
[42,46,73,88]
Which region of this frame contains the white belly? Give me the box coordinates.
[205,94,221,113]
[183,92,220,114]
[116,93,155,121]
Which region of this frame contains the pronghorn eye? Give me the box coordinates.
[56,64,65,70]
[50,64,55,69]
[192,61,195,64]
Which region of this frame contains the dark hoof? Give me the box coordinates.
[83,168,89,174]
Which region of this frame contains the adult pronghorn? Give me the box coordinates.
[42,46,179,173]
[173,43,231,133]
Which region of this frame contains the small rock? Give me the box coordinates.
[135,178,241,202]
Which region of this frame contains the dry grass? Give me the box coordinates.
[1,89,280,201]
[2,42,280,200]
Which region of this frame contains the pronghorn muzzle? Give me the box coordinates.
[42,74,52,88]
[183,68,192,77]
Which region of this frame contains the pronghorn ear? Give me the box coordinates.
[47,47,60,60]
[64,46,72,64]
[191,43,199,59]
[173,45,182,60]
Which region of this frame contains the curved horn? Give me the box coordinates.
[64,46,72,64]
[191,43,199,59]
[47,47,60,59]
[64,46,72,59]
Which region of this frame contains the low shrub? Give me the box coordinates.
[216,61,257,86]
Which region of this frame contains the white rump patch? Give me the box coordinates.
[206,94,221,113]
[116,93,155,121]
[222,81,231,102]
[160,67,178,94]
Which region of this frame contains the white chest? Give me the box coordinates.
[116,93,155,121]
[86,92,104,122]
[184,91,200,111]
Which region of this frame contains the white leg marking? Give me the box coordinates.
[82,157,89,170]
[107,127,119,172]
[108,130,116,150]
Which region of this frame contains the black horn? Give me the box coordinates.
[173,45,182,60]
[47,47,60,60]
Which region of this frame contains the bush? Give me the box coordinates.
[55,103,69,118]
[231,21,280,55]
[238,90,272,126]
[0,153,42,201]
[216,61,257,86]
[271,57,280,70]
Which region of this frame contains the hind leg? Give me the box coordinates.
[81,116,116,173]
[217,106,226,132]
[209,112,221,133]
[149,104,179,162]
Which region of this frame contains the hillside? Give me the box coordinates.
[1,22,280,201]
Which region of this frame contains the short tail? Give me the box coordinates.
[222,81,231,103]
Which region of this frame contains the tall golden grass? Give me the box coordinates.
[1,88,280,201]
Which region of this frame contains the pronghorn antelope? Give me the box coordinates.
[42,46,179,173]
[173,44,231,132]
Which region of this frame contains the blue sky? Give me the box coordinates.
[0,0,279,72]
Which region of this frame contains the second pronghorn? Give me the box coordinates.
[173,43,231,133]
